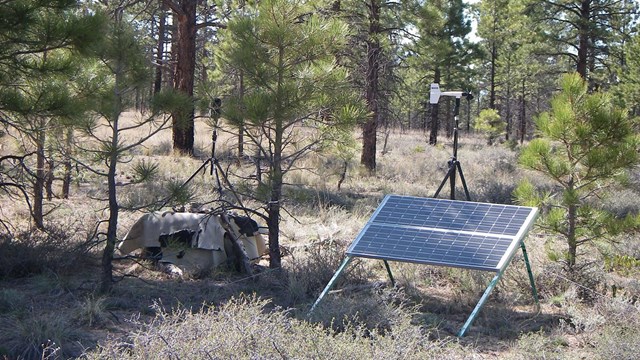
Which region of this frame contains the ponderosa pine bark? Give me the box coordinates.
[168,0,197,155]
[361,0,381,172]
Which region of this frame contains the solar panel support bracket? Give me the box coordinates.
[308,256,353,315]
[521,241,540,309]
[458,241,540,337]
[383,260,395,286]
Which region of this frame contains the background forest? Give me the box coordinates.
[2,0,640,359]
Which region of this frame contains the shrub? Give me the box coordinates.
[285,241,370,306]
[84,295,469,359]
[475,109,506,145]
[589,298,640,359]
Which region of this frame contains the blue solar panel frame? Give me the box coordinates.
[346,195,539,272]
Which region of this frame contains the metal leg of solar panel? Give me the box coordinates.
[520,242,540,308]
[308,256,353,315]
[383,260,395,286]
[457,271,503,337]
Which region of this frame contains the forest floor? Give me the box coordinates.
[2,116,640,359]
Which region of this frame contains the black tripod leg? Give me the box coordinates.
[456,161,471,201]
[434,164,454,198]
[450,161,457,200]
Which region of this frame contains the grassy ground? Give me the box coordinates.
[1,114,640,359]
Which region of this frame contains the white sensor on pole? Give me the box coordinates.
[430,83,473,104]
[430,83,441,104]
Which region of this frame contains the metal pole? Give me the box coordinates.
[383,260,395,286]
[450,97,461,200]
[521,242,540,308]
[309,256,353,314]
[458,271,503,337]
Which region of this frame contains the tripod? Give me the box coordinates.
[158,98,245,210]
[433,96,471,201]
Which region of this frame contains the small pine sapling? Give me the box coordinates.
[514,73,640,271]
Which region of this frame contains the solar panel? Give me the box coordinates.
[346,195,538,272]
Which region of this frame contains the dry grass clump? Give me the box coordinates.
[285,243,357,305]
[0,311,86,359]
[85,296,470,360]
[0,226,93,280]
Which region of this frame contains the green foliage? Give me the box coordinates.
[165,180,196,206]
[616,33,640,115]
[221,0,366,131]
[130,159,160,183]
[475,108,506,145]
[0,1,106,116]
[515,73,640,270]
[604,255,640,275]
[150,89,193,118]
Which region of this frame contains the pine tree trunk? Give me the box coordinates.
[445,97,453,138]
[101,11,124,293]
[489,41,497,109]
[62,127,73,199]
[268,131,283,269]
[361,0,381,172]
[267,198,281,269]
[576,0,590,79]
[566,177,578,271]
[33,121,45,230]
[567,201,577,271]
[519,78,526,144]
[45,142,54,201]
[505,61,512,141]
[429,68,441,145]
[171,0,197,155]
[101,151,119,293]
[238,71,245,157]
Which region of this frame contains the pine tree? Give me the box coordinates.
[71,7,183,293]
[476,0,554,142]
[525,0,639,86]
[615,33,640,116]
[413,0,479,145]
[515,73,640,271]
[0,0,105,229]
[220,0,366,268]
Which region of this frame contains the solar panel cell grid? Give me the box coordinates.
[347,195,538,272]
